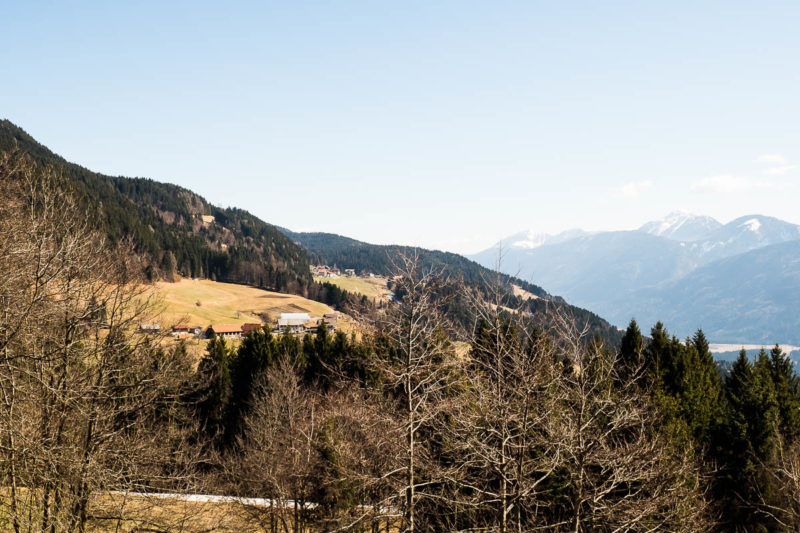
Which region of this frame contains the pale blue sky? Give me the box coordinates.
[4,1,800,253]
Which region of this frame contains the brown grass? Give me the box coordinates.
[314,276,392,302]
[151,279,334,326]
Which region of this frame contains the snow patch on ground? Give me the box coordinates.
[111,491,318,509]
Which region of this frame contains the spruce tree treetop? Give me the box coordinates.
[619,319,645,377]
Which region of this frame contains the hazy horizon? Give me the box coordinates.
[5,2,800,254]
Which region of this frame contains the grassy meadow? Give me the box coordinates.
[314,275,391,302]
[151,279,334,326]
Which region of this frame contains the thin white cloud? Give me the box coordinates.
[690,174,771,194]
[763,164,798,176]
[757,154,785,164]
[617,180,653,198]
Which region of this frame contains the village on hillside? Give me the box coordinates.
[311,264,396,302]
[312,264,365,278]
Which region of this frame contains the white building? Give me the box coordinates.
[276,313,312,335]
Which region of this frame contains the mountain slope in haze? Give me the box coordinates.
[686,215,800,263]
[624,240,800,344]
[472,212,800,343]
[494,229,591,251]
[0,119,313,293]
[529,232,696,306]
[475,231,698,315]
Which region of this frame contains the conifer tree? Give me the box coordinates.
[642,326,723,453]
[227,328,279,441]
[721,349,781,529]
[644,322,671,385]
[767,344,800,442]
[680,330,724,445]
[196,335,233,440]
[619,319,645,379]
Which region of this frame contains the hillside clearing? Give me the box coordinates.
[151,279,334,326]
[314,275,391,301]
[512,284,540,300]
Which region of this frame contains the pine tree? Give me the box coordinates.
[303,324,337,386]
[679,329,724,445]
[618,319,645,379]
[767,344,800,442]
[227,328,279,441]
[195,335,233,440]
[643,326,723,452]
[721,349,780,529]
[644,322,671,386]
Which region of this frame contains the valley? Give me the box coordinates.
[7,3,800,530]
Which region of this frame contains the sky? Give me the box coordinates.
[3,1,800,254]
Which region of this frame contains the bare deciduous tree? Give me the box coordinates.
[0,151,202,533]
[454,275,565,533]
[374,252,461,532]
[235,359,320,533]
[548,311,710,533]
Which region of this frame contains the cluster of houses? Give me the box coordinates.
[311,265,360,279]
[140,312,340,340]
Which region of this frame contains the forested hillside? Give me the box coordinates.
[280,229,548,295]
[0,120,313,293]
[281,229,622,343]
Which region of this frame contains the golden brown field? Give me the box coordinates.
[137,280,361,362]
[314,275,391,302]
[152,279,335,326]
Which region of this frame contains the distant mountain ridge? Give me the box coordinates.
[471,212,800,344]
[638,211,722,241]
[685,215,800,264]
[496,229,591,252]
[625,240,800,344]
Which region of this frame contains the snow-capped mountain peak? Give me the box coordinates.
[740,218,762,233]
[508,230,549,250]
[499,229,589,251]
[638,211,722,242]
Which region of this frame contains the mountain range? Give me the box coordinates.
[471,212,800,344]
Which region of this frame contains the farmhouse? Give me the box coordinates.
[172,324,202,336]
[322,312,339,331]
[207,324,242,338]
[276,313,311,335]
